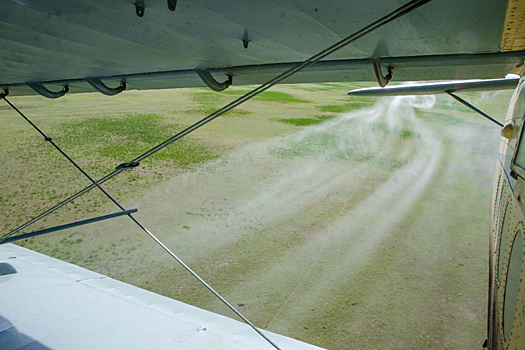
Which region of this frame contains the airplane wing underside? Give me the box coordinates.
[2,0,525,96]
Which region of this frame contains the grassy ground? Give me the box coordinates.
[0,83,513,349]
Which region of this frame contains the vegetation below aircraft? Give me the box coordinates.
[0,82,512,349]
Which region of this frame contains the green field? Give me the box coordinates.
[0,83,513,349]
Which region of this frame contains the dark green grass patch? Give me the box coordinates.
[317,101,373,113]
[207,89,312,103]
[273,114,337,126]
[274,118,322,126]
[193,90,311,104]
[56,113,222,167]
[399,128,415,139]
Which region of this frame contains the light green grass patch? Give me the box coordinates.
[415,110,465,126]
[253,91,312,103]
[273,114,337,126]
[317,101,373,113]
[273,118,324,126]
[270,127,408,169]
[192,90,310,104]
[217,89,252,95]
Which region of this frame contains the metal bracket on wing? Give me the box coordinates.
[243,29,251,49]
[27,83,69,99]
[134,2,145,17]
[167,0,177,11]
[196,69,233,92]
[86,78,126,96]
[372,57,393,88]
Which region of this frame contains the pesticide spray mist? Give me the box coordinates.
[130,91,503,349]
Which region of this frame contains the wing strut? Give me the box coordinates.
[0,209,138,245]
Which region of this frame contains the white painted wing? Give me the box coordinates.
[0,244,325,350]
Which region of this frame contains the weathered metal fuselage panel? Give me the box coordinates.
[489,77,525,349]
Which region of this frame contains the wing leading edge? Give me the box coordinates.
[0,244,325,350]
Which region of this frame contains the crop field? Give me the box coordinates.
[0,82,513,349]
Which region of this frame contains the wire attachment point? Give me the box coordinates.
[44,137,52,142]
[116,161,140,170]
[0,90,8,99]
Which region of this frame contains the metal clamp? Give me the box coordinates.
[116,161,140,170]
[0,89,8,99]
[372,57,393,88]
[86,78,126,96]
[27,83,69,99]
[196,69,232,92]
